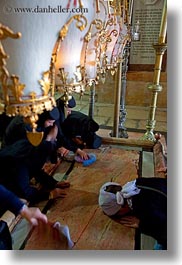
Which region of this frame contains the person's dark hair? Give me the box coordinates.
[105,184,122,194]
[37,107,60,127]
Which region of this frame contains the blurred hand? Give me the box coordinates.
[118,216,140,229]
[56,181,70,189]
[57,147,70,157]
[76,148,89,160]
[49,188,67,200]
[20,206,48,226]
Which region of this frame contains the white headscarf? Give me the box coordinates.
[98,180,141,216]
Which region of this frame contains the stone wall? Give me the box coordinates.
[93,71,167,108]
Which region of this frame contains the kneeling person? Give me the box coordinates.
[99,177,167,250]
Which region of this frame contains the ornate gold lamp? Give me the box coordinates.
[82,0,123,84]
[53,1,96,109]
[81,0,123,117]
[53,14,88,103]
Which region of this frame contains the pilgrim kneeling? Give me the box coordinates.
[99,177,167,250]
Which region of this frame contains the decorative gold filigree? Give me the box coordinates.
[84,19,103,43]
[0,43,9,84]
[96,18,119,77]
[53,14,88,102]
[67,0,84,9]
[59,90,73,106]
[49,56,55,97]
[0,23,21,40]
[82,19,104,85]
[52,14,88,61]
[78,0,84,8]
[8,75,25,102]
[29,91,37,100]
[0,23,21,108]
[39,71,51,96]
[5,97,56,117]
[58,14,87,42]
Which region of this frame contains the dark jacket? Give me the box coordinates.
[60,111,102,152]
[2,116,30,147]
[0,113,13,141]
[0,184,24,217]
[132,178,167,248]
[56,96,76,124]
[0,139,57,204]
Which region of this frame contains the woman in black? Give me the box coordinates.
[99,177,167,250]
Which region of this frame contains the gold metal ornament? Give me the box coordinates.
[53,14,88,105]
[0,23,21,111]
[24,114,44,147]
[39,71,51,96]
[82,18,104,86]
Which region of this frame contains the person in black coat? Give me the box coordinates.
[56,96,76,124]
[0,138,68,204]
[99,177,167,250]
[58,110,102,160]
[0,113,13,142]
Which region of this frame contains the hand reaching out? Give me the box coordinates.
[49,188,68,200]
[118,215,140,229]
[76,148,89,160]
[20,205,48,226]
[57,147,70,157]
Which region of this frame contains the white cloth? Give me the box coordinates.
[98,182,122,216]
[116,180,141,205]
[53,222,74,249]
[98,180,141,216]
